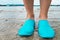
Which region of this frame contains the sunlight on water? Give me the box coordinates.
[0,0,60,5]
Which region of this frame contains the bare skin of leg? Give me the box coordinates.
[39,0,52,20]
[23,0,34,19]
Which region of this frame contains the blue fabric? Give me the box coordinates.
[18,19,35,36]
[38,20,55,38]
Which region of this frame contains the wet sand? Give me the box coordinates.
[0,18,60,40]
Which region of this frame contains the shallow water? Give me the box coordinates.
[0,6,60,19]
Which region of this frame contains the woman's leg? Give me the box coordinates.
[18,0,35,36]
[38,0,55,38]
[23,0,34,19]
[39,0,52,19]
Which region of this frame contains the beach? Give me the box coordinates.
[0,6,60,40]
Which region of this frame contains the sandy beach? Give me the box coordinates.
[0,6,60,40]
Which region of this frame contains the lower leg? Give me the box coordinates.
[38,0,55,38]
[23,0,34,19]
[39,0,52,19]
[18,0,35,36]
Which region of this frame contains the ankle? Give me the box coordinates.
[27,14,34,19]
[39,16,47,20]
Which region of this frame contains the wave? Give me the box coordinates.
[0,4,60,6]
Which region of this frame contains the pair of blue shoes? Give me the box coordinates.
[18,19,55,38]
